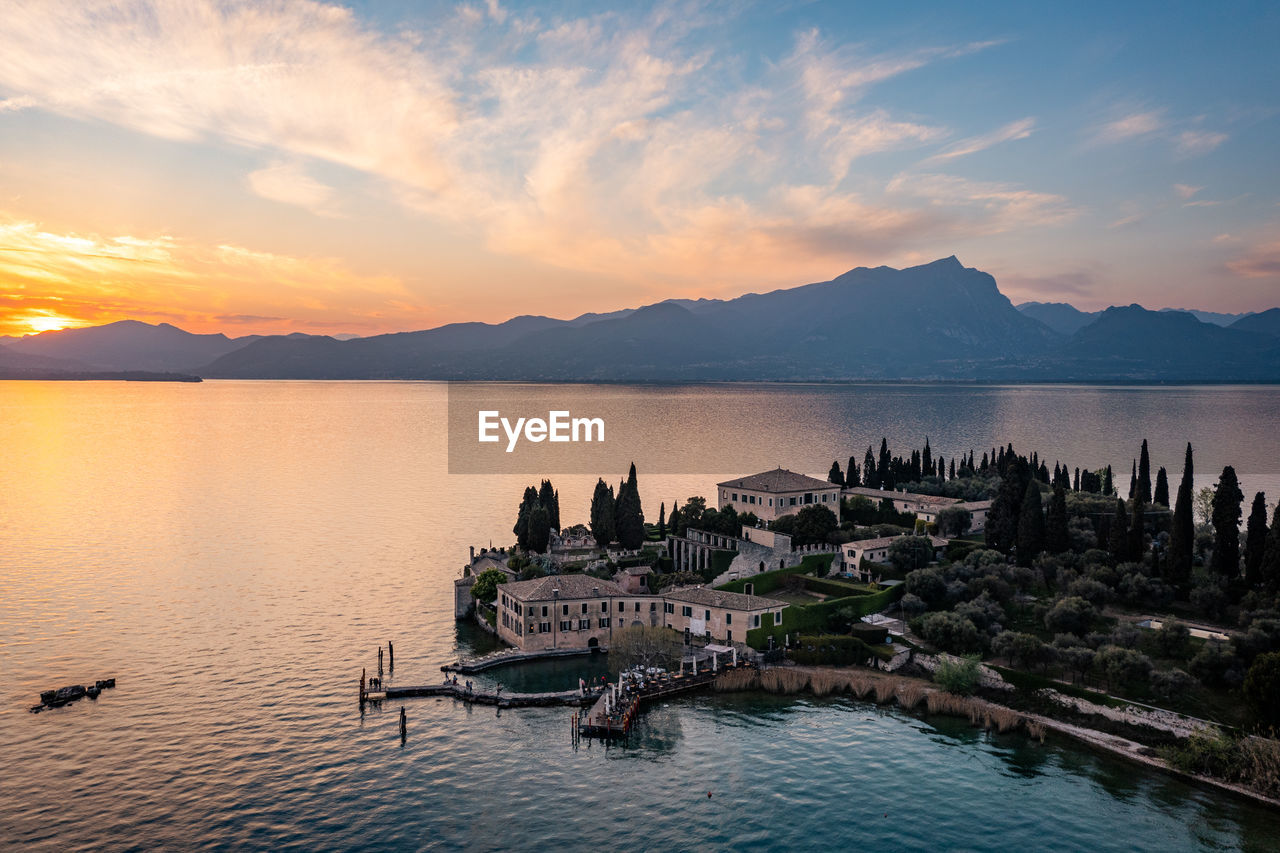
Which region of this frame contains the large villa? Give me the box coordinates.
[476,465,971,653]
[494,572,786,652]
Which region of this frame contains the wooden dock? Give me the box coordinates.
[363,680,600,709]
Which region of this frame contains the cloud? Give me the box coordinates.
[248,161,337,215]
[0,2,1066,300]
[1175,129,1228,156]
[886,172,1079,230]
[1093,110,1165,144]
[1227,237,1280,279]
[1174,183,1202,200]
[0,216,425,334]
[923,117,1035,163]
[0,95,35,112]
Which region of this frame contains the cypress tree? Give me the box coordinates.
[1154,467,1169,507]
[1262,506,1280,592]
[1137,440,1152,505]
[527,504,551,553]
[922,438,933,478]
[878,439,892,489]
[538,479,560,531]
[949,458,957,479]
[1103,465,1114,496]
[1016,479,1046,567]
[1109,498,1130,563]
[669,503,683,538]
[1244,492,1268,587]
[514,485,539,551]
[657,502,667,541]
[847,455,861,488]
[589,479,616,549]
[1046,483,1070,554]
[1210,466,1244,578]
[828,460,845,487]
[615,463,646,549]
[864,446,878,489]
[987,459,1028,554]
[1128,496,1146,561]
[1169,443,1195,588]
[1074,467,1081,492]
[1129,459,1137,500]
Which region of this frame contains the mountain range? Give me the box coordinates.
[4,257,1279,382]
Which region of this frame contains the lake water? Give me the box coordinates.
[2,380,1279,851]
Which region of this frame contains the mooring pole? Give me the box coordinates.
[388,641,395,670]
[360,667,367,704]
[399,706,407,740]
[378,647,384,678]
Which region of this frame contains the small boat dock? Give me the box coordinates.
[442,646,600,674]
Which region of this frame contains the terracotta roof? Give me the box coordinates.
[717,468,837,493]
[663,585,787,612]
[503,573,627,601]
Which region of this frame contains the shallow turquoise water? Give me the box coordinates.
[2,381,1278,850]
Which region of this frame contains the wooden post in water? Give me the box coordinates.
[399,706,407,740]
[388,641,395,670]
[378,647,384,678]
[360,668,367,704]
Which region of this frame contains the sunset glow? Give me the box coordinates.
[0,1,1277,336]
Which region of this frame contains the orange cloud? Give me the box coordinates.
[0,218,429,336]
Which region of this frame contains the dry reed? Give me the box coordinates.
[896,683,927,711]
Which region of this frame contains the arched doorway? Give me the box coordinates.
[587,637,600,651]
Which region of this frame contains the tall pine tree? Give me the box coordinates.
[847,455,861,487]
[589,479,616,549]
[1016,480,1046,567]
[828,460,845,487]
[657,502,667,541]
[1129,459,1137,500]
[1154,467,1169,507]
[1261,506,1280,593]
[615,463,646,549]
[1169,443,1195,587]
[1137,440,1152,505]
[1244,492,1268,587]
[1109,498,1130,563]
[1210,465,1244,579]
[1046,483,1070,554]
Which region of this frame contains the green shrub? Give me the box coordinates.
[934,654,981,696]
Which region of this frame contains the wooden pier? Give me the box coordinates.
[362,679,600,709]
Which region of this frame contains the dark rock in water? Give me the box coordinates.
[40,690,57,705]
[104,678,116,688]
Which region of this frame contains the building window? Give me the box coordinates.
[581,603,588,614]
[540,622,550,633]
[618,601,625,612]
[541,606,548,618]
[682,606,693,618]
[563,604,569,616]
[601,602,608,613]
[664,602,674,614]
[705,610,711,621]
[753,614,761,628]
[600,617,611,628]
[776,610,783,623]
[650,602,657,611]
[727,630,732,642]
[726,613,732,625]
[731,492,738,501]
[560,620,572,632]
[578,619,591,630]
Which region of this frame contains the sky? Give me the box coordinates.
[0,0,1278,337]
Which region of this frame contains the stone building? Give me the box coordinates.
[840,534,949,581]
[717,468,842,522]
[493,572,787,652]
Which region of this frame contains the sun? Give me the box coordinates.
[21,311,88,334]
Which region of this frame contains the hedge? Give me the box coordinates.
[744,583,903,650]
[788,635,873,666]
[801,575,880,597]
